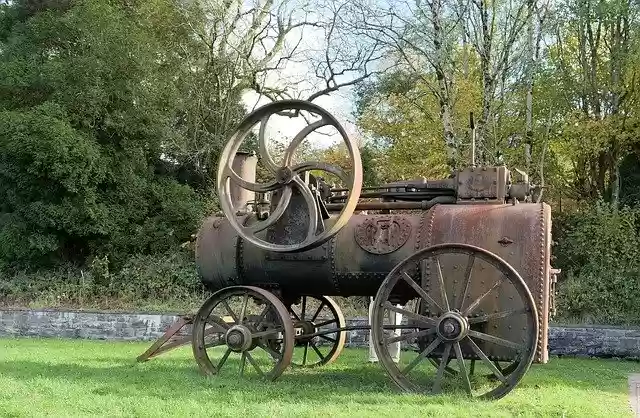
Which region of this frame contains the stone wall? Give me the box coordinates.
[0,309,639,359]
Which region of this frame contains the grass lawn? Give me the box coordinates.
[0,338,637,417]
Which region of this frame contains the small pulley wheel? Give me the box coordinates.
[216,100,362,253]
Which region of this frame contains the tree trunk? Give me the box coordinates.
[431,0,457,167]
[477,0,493,165]
[524,0,535,171]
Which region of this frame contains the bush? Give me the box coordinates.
[553,201,640,325]
[0,249,209,313]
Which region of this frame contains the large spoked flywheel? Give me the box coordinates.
[371,243,539,400]
[216,100,363,253]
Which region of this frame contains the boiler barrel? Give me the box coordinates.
[196,203,550,303]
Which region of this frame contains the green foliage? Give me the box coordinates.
[0,0,213,268]
[553,201,640,325]
[0,249,208,312]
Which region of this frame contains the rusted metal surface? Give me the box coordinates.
[423,203,552,363]
[354,215,412,255]
[456,166,510,202]
[137,316,194,362]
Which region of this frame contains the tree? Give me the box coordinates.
[0,0,209,268]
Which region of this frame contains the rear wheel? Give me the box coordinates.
[371,243,538,400]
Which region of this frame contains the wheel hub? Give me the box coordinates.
[275,166,294,184]
[225,325,253,352]
[436,312,469,342]
[294,320,317,343]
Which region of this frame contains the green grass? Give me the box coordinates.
[0,338,637,417]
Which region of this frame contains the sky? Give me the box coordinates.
[237,2,370,151]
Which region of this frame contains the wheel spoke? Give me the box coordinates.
[401,337,441,375]
[383,301,437,327]
[320,335,336,343]
[216,348,232,372]
[244,352,264,377]
[205,318,229,333]
[292,176,319,243]
[435,258,450,311]
[254,306,271,329]
[467,337,507,383]
[387,328,436,345]
[238,294,249,325]
[239,352,247,376]
[283,119,329,165]
[258,114,279,172]
[457,255,475,311]
[311,302,325,321]
[301,296,307,320]
[257,342,282,360]
[467,308,528,324]
[303,343,309,365]
[401,272,444,313]
[453,342,472,395]
[291,161,350,186]
[468,330,523,351]
[204,339,225,349]
[310,341,325,362]
[315,319,337,327]
[432,343,451,394]
[462,276,505,316]
[222,301,239,323]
